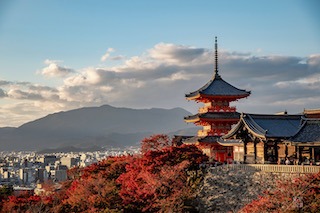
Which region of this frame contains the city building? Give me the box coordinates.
[60,156,79,169]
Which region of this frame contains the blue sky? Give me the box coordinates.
[0,0,319,127]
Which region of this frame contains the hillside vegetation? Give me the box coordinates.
[0,134,208,212]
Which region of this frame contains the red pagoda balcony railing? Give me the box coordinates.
[198,106,236,113]
[198,129,229,137]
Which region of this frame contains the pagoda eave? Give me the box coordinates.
[198,94,249,101]
[184,117,239,123]
[184,117,200,123]
[200,118,239,123]
[186,93,249,102]
[185,93,200,101]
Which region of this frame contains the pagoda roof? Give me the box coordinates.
[186,73,251,100]
[223,113,303,140]
[186,37,250,101]
[184,112,240,123]
[286,119,320,144]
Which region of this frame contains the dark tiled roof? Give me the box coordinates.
[182,136,201,144]
[185,73,250,98]
[289,119,320,142]
[199,136,221,143]
[244,114,302,138]
[184,112,240,121]
[224,113,303,139]
[217,139,243,146]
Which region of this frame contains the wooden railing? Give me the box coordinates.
[198,106,236,113]
[209,164,320,174]
[198,129,227,136]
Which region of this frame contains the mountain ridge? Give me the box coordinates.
[0,105,197,151]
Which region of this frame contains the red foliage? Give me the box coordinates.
[1,135,208,212]
[61,156,129,212]
[1,194,45,213]
[140,134,171,154]
[64,175,120,212]
[240,172,320,213]
[67,166,81,180]
[81,155,129,179]
[117,144,208,212]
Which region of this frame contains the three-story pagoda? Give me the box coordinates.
[184,37,250,162]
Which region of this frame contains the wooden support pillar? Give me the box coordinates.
[311,147,315,161]
[244,141,247,163]
[264,142,268,163]
[297,146,302,163]
[274,141,279,163]
[253,140,257,164]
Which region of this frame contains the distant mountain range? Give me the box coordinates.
[0,105,198,152]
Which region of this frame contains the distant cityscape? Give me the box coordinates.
[0,146,140,195]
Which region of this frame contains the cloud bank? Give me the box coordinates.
[0,43,319,127]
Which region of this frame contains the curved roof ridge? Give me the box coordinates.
[290,119,308,138]
[243,114,267,137]
[301,117,320,122]
[222,117,244,139]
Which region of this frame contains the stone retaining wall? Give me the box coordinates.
[196,165,305,213]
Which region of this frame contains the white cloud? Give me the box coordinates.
[40,60,74,78]
[0,43,320,127]
[7,89,43,100]
[100,48,115,62]
[275,73,320,90]
[149,43,208,64]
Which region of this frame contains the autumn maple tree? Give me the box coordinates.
[140,134,171,154]
[0,134,208,212]
[117,142,208,212]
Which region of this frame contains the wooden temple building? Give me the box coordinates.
[174,37,320,165]
[221,112,320,164]
[181,37,250,162]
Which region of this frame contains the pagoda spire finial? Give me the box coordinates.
[214,36,219,76]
